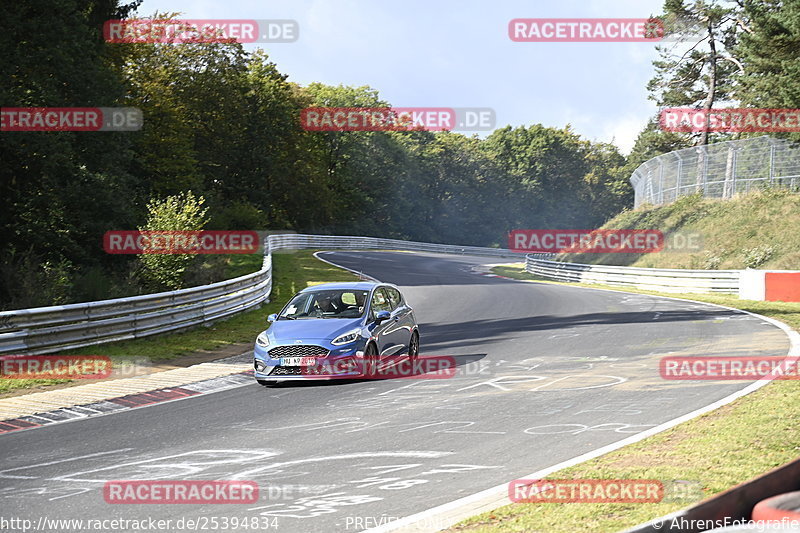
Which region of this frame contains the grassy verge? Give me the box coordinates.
[446,265,800,533]
[561,190,800,270]
[0,251,358,395]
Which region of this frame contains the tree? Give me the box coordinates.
[580,141,630,225]
[118,13,253,198]
[300,83,399,232]
[0,0,141,308]
[137,191,209,290]
[482,125,593,230]
[736,0,800,142]
[648,0,744,146]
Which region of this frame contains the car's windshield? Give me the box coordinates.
[279,289,369,319]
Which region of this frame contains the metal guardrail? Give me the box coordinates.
[525,256,740,294]
[630,136,800,208]
[0,232,751,355]
[0,254,273,355]
[267,233,521,258]
[0,234,519,355]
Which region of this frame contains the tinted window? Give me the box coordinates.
[370,288,392,315]
[385,287,402,309]
[280,289,368,319]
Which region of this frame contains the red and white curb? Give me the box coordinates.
[0,371,254,435]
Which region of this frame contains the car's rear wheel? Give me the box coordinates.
[408,331,420,360]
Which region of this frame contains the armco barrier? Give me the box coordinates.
[266,233,521,258]
[0,254,273,355]
[2,233,792,355]
[525,256,741,294]
[0,234,518,355]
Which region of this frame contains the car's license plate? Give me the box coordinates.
[280,357,316,366]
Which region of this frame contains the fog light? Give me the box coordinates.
[254,359,267,372]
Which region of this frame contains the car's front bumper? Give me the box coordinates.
[253,341,367,381]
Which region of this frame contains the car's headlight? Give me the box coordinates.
[332,329,361,346]
[256,332,270,348]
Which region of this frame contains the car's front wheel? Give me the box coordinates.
[363,342,379,377]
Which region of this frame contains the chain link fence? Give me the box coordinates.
[630,136,800,208]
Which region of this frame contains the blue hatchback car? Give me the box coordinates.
[253,282,419,385]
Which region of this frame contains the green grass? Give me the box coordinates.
[561,190,800,270]
[0,251,358,395]
[451,380,800,533]
[445,265,800,533]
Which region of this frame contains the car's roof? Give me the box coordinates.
[298,281,384,292]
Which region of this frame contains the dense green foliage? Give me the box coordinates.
[2,0,799,309]
[0,2,631,308]
[137,191,210,290]
[644,0,800,148]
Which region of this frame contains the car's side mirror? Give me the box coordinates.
[267,313,278,323]
[374,310,391,324]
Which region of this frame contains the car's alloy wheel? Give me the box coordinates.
[408,331,420,360]
[363,343,379,377]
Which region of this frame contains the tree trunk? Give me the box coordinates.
[696,20,718,192]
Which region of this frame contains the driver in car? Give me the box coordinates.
[316,294,339,314]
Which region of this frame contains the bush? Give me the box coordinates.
[0,250,74,310]
[137,191,210,291]
[742,246,775,269]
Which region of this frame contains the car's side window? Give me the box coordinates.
[386,287,402,310]
[370,288,392,316]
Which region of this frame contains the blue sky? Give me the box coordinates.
[136,0,667,154]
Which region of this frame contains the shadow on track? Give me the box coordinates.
[418,308,744,351]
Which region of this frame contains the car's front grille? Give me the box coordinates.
[271,366,304,375]
[268,345,329,358]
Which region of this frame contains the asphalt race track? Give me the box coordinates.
[0,251,790,533]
